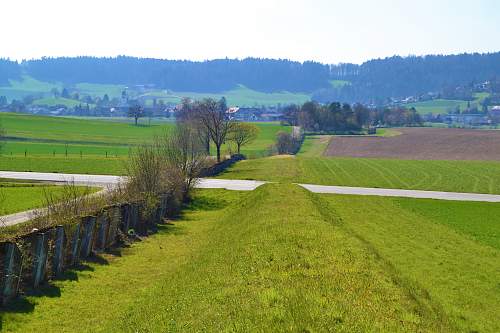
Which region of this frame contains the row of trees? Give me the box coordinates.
[283,101,422,132]
[125,98,260,212]
[176,97,259,162]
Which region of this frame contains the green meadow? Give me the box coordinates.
[406,93,489,115]
[1,133,499,331]
[0,181,89,216]
[141,84,311,107]
[219,136,500,194]
[0,113,290,174]
[0,75,310,107]
[2,184,498,332]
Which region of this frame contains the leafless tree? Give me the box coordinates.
[228,122,260,154]
[195,98,233,162]
[276,131,293,154]
[128,104,144,126]
[126,144,166,198]
[156,124,208,201]
[176,98,211,154]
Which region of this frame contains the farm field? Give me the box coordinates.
[0,113,289,174]
[0,75,311,107]
[2,184,498,332]
[326,127,500,160]
[143,84,311,107]
[219,134,500,194]
[0,181,88,216]
[406,99,469,115]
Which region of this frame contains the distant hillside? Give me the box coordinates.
[1,52,500,104]
[324,52,500,103]
[21,57,330,94]
[0,59,21,85]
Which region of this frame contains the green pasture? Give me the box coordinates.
[2,184,498,332]
[0,112,172,145]
[219,135,500,194]
[0,181,89,216]
[0,75,61,100]
[32,97,92,108]
[0,113,289,173]
[74,82,127,98]
[140,84,310,107]
[406,99,470,115]
[0,75,311,107]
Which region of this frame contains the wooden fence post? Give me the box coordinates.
[32,232,49,288]
[52,226,65,276]
[1,242,22,305]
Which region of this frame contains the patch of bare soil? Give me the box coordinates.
[325,128,500,160]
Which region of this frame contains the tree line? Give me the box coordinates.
[21,56,330,93]
[321,53,500,103]
[283,102,422,132]
[2,53,500,104]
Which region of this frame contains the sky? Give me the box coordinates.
[1,0,499,64]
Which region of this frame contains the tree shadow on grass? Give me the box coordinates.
[0,252,110,325]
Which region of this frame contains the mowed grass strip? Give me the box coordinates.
[1,185,456,332]
[218,136,500,194]
[320,194,500,332]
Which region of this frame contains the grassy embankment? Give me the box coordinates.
[2,182,499,331]
[0,113,289,174]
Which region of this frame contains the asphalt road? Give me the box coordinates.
[3,171,500,227]
[0,171,266,227]
[298,184,500,202]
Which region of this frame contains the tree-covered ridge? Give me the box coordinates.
[22,57,331,93]
[324,53,500,103]
[1,52,500,102]
[0,59,21,85]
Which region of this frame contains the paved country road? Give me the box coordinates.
[298,184,500,203]
[3,171,500,227]
[0,171,265,191]
[0,171,266,227]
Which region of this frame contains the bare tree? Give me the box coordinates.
[126,144,166,198]
[156,124,207,201]
[228,122,260,154]
[128,103,144,126]
[195,98,233,162]
[276,131,293,154]
[177,98,210,154]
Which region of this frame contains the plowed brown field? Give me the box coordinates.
[325,128,500,160]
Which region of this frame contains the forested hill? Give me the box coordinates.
[324,52,500,102]
[0,59,20,85]
[21,57,331,93]
[1,53,500,101]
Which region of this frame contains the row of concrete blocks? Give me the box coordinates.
[0,195,170,306]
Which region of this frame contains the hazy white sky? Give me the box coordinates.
[1,0,499,64]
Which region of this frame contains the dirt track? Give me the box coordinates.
[325,128,500,160]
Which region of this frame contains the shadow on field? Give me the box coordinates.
[0,253,112,328]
